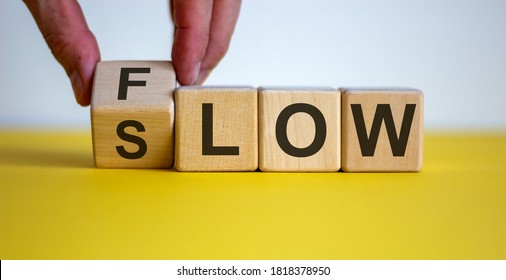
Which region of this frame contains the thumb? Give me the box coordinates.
[24,0,100,106]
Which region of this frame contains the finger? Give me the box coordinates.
[195,0,242,85]
[171,0,213,85]
[24,0,100,106]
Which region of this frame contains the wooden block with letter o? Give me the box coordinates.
[341,88,423,172]
[259,87,340,172]
[175,86,258,171]
[91,61,175,168]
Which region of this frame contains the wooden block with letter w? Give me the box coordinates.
[341,88,423,172]
[91,61,176,168]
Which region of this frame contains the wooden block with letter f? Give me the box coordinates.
[341,88,423,172]
[91,61,176,168]
[259,87,340,172]
[175,86,258,171]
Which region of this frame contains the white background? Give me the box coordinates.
[1,0,506,129]
[2,260,506,280]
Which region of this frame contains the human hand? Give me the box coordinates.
[171,0,242,85]
[24,0,242,106]
[24,0,100,106]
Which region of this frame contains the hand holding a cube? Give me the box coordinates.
[23,0,242,105]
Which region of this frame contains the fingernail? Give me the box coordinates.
[191,62,201,85]
[196,69,211,85]
[70,71,85,106]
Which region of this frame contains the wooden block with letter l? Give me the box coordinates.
[175,86,258,171]
[91,61,176,168]
[259,87,340,172]
[341,88,423,172]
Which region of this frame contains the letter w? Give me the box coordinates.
[351,104,416,157]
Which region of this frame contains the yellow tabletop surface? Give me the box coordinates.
[1,131,505,259]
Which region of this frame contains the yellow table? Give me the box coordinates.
[1,131,505,259]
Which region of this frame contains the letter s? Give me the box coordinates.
[116,120,147,159]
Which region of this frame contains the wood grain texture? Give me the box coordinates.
[341,88,423,172]
[91,61,175,168]
[259,87,340,172]
[175,86,258,171]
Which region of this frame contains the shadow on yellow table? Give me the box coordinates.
[1,130,505,259]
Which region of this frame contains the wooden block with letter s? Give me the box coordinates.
[91,61,176,168]
[341,88,423,172]
[259,87,340,172]
[175,86,258,171]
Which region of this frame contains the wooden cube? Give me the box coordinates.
[259,87,340,172]
[175,86,258,171]
[341,88,423,172]
[91,61,175,168]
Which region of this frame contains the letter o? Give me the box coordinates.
[275,103,327,157]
